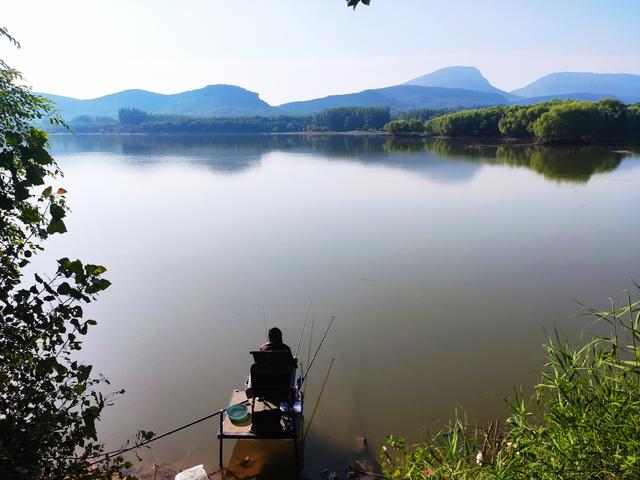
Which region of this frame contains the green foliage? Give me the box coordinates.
[384,119,425,136]
[54,107,390,134]
[426,106,507,137]
[312,106,390,132]
[426,99,640,143]
[382,288,640,479]
[395,108,454,122]
[55,110,314,134]
[531,99,633,143]
[498,103,556,137]
[1,28,146,479]
[118,107,151,126]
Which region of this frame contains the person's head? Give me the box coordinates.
[268,327,283,344]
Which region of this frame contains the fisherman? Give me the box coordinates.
[260,327,292,354]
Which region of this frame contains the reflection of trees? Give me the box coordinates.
[381,139,628,183]
[382,138,427,153]
[495,146,622,183]
[49,134,630,183]
[302,135,387,157]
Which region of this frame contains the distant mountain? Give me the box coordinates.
[513,92,630,105]
[278,85,510,115]
[404,66,506,95]
[512,72,640,99]
[38,84,277,120]
[38,68,640,123]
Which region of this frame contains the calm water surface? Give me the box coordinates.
[40,135,640,477]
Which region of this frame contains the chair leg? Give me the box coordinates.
[219,414,224,471]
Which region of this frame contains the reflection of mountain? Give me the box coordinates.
[48,135,276,174]
[48,135,631,184]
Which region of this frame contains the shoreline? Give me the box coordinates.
[44,131,640,148]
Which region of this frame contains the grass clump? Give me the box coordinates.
[382,287,640,479]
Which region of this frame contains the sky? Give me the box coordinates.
[2,0,639,105]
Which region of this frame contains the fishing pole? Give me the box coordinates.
[307,308,315,369]
[304,357,335,439]
[262,306,268,341]
[87,400,250,464]
[294,298,313,358]
[302,314,335,386]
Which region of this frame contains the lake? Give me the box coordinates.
[39,134,640,477]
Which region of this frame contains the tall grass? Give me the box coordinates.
[382,287,640,479]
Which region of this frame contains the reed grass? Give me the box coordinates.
[382,286,640,479]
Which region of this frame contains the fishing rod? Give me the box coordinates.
[307,308,315,369]
[87,400,250,464]
[302,314,335,386]
[294,298,313,358]
[262,306,268,341]
[304,357,335,439]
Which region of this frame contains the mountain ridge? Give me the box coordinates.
[37,84,277,119]
[511,72,640,98]
[404,66,507,95]
[38,68,640,120]
[278,84,510,115]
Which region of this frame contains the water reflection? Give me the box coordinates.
[49,134,636,183]
[385,138,630,183]
[42,134,640,479]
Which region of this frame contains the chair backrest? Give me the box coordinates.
[250,362,294,400]
[250,350,296,365]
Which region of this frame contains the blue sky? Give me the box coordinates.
[2,0,639,104]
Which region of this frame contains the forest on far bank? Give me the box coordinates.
[386,99,640,144]
[46,99,640,145]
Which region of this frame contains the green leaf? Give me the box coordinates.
[47,218,67,234]
[57,282,74,296]
[19,205,40,224]
[49,203,66,220]
[85,264,107,276]
[86,278,111,294]
[77,365,93,383]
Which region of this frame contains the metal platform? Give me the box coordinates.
[217,389,303,469]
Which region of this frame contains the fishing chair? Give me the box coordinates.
[245,350,299,434]
[246,351,297,402]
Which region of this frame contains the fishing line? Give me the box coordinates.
[262,306,268,341]
[304,357,335,439]
[294,298,313,357]
[307,307,315,369]
[302,315,335,386]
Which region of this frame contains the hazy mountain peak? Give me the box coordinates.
[404,66,505,94]
[511,72,640,98]
[38,84,275,120]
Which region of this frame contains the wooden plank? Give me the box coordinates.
[219,389,302,439]
[221,389,253,436]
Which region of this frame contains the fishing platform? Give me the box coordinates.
[217,350,304,470]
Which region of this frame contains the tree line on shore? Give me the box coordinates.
[47,99,640,144]
[386,99,640,143]
[55,106,392,134]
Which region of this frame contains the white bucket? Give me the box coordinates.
[175,464,208,480]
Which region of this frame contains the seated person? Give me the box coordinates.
[246,327,296,399]
[260,327,292,354]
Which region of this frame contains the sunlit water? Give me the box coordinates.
[36,135,640,477]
